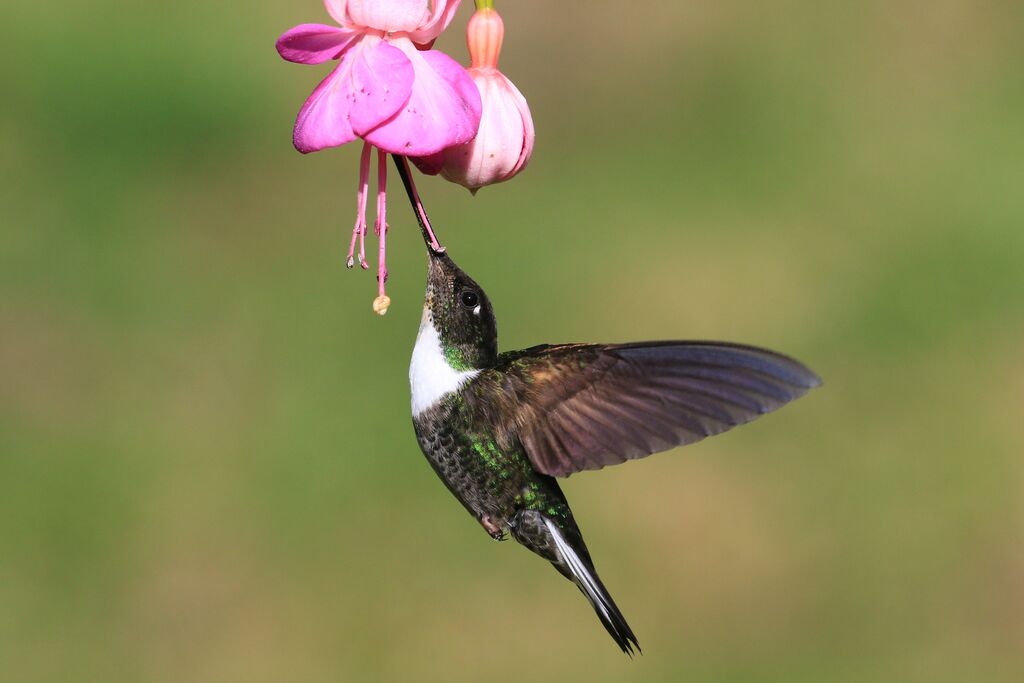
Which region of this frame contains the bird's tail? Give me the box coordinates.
[543,517,640,655]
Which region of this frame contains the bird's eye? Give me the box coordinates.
[459,290,479,309]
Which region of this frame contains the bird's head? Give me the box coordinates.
[422,249,498,371]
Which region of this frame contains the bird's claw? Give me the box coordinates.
[481,516,507,541]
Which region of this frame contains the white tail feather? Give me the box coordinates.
[542,517,639,654]
[544,518,611,622]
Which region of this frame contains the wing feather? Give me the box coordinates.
[470,341,820,477]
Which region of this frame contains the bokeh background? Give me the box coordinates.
[3,1,1023,680]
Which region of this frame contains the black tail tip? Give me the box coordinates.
[597,606,641,656]
[612,628,641,657]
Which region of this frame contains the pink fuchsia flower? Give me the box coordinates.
[414,7,534,192]
[276,0,481,314]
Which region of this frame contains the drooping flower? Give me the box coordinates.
[414,6,534,192]
[276,0,481,314]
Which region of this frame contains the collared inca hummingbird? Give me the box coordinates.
[395,162,821,655]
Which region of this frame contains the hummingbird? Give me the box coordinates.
[394,162,821,655]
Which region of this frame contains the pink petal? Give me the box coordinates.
[409,0,462,46]
[348,41,415,137]
[294,64,357,153]
[276,24,359,64]
[411,151,445,175]
[324,0,349,26]
[362,39,481,156]
[292,39,414,154]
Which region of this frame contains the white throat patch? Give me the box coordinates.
[410,311,479,417]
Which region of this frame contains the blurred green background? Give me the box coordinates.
[3,1,1023,680]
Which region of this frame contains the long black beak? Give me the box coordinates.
[392,154,446,258]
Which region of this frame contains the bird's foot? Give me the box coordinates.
[481,516,507,541]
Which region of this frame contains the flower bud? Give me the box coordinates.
[413,8,534,192]
[467,5,503,71]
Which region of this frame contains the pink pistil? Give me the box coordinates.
[346,142,372,269]
[375,149,389,298]
[398,156,445,252]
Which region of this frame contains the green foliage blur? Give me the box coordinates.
[2,1,1023,681]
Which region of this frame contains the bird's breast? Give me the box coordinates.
[409,315,479,418]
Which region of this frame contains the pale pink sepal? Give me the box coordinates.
[347,0,430,33]
[324,0,350,26]
[362,39,481,156]
[276,24,359,64]
[501,72,534,177]
[409,0,462,47]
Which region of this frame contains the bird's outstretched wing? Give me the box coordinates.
[467,342,821,478]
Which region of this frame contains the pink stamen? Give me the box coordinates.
[346,142,372,269]
[375,149,389,298]
[398,156,445,252]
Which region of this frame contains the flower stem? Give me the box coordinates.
[474,0,495,9]
[392,155,445,254]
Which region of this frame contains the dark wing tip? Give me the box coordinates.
[613,340,822,390]
[748,347,822,390]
